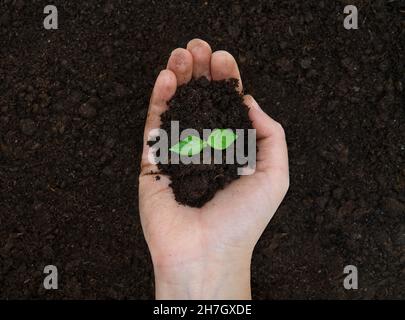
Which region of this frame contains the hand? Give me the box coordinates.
[139,39,289,299]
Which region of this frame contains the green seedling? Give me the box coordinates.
[207,129,238,150]
[170,135,207,156]
[170,129,238,156]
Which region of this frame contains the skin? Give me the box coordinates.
[139,39,289,299]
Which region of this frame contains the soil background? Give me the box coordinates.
[0,0,404,299]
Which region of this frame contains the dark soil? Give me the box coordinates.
[0,0,404,299]
[153,77,252,207]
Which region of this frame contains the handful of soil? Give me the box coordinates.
[152,77,254,207]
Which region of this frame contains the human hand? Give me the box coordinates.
[139,39,289,299]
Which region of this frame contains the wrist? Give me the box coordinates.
[152,251,252,300]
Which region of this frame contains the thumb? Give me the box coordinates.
[243,95,289,199]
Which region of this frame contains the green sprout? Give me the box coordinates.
[170,129,238,156]
[170,135,207,156]
[207,129,238,150]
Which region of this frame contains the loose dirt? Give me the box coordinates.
[152,77,252,208]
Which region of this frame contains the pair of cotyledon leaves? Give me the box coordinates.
[170,129,238,156]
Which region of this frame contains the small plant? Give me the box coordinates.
[169,129,238,156]
[169,135,207,156]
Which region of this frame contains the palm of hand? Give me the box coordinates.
[139,39,289,268]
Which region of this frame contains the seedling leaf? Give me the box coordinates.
[170,135,205,156]
[207,129,238,150]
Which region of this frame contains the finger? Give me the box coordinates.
[186,38,212,80]
[243,95,289,188]
[167,48,193,85]
[141,69,177,174]
[211,50,243,92]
